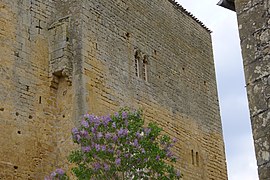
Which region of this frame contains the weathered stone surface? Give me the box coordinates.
[235,0,270,179]
[0,0,227,179]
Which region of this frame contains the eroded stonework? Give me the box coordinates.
[218,0,270,178]
[0,0,227,179]
[233,0,270,179]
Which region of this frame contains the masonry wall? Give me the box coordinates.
[234,0,270,179]
[81,0,227,179]
[0,0,83,178]
[0,0,227,179]
[0,0,57,178]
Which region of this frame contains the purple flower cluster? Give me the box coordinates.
[122,111,128,119]
[144,128,151,135]
[95,144,101,151]
[176,170,181,177]
[101,145,106,151]
[92,162,111,172]
[104,163,110,171]
[105,132,112,140]
[133,139,139,148]
[83,114,112,128]
[80,129,89,138]
[81,120,89,128]
[97,132,103,139]
[117,128,128,137]
[55,169,65,175]
[124,153,130,158]
[72,127,81,143]
[103,115,111,126]
[82,146,91,153]
[72,127,92,143]
[166,150,173,158]
[141,148,145,154]
[44,168,65,180]
[112,134,118,142]
[73,112,131,151]
[162,137,178,159]
[115,158,121,166]
[136,131,141,138]
[93,162,101,171]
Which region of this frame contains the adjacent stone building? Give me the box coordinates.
[218,0,270,179]
[0,0,227,179]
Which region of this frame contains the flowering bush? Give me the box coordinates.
[47,108,182,180]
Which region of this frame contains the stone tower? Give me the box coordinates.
[218,0,270,179]
[0,0,227,179]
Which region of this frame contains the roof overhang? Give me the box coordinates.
[217,0,235,11]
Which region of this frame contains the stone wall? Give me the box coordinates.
[81,1,227,179]
[234,0,270,179]
[0,0,227,179]
[0,0,57,178]
[0,0,82,178]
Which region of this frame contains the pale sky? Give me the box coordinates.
[175,0,259,180]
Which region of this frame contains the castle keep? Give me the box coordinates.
[0,0,227,179]
[219,0,270,179]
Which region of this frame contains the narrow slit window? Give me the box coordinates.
[134,50,140,78]
[135,58,139,77]
[196,152,199,166]
[191,150,194,165]
[142,56,148,81]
